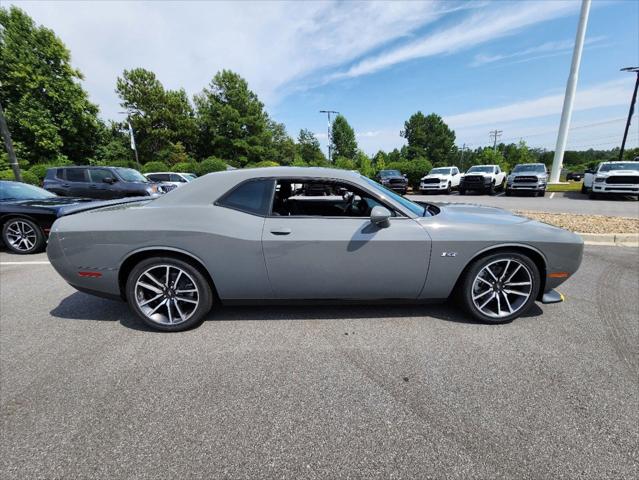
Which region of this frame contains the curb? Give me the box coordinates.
[578,232,639,247]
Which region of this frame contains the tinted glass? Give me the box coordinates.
[218,179,274,216]
[65,168,88,182]
[362,176,425,217]
[599,162,639,172]
[0,181,56,201]
[89,169,114,182]
[466,166,494,173]
[512,164,545,173]
[169,174,185,182]
[379,170,401,177]
[430,168,451,175]
[115,168,148,182]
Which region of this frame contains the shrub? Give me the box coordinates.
[141,161,169,174]
[172,162,198,173]
[387,158,432,189]
[0,170,39,185]
[196,157,228,175]
[28,164,54,181]
[247,160,280,168]
[334,156,356,171]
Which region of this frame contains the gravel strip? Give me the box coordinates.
[516,210,639,234]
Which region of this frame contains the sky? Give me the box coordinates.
[8,0,639,155]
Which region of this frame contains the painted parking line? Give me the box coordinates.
[550,192,556,199]
[0,261,51,265]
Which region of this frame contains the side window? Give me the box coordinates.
[495,166,501,174]
[65,168,88,182]
[89,169,114,183]
[170,174,186,182]
[56,168,64,179]
[217,179,274,216]
[453,168,459,175]
[271,179,393,217]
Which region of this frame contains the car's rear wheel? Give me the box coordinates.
[460,251,540,324]
[2,218,45,254]
[126,257,213,331]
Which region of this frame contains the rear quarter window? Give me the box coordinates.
[216,179,274,216]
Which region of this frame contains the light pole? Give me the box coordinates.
[319,110,339,162]
[118,111,141,171]
[619,67,639,161]
[550,0,591,183]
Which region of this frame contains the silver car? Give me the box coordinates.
[47,167,583,331]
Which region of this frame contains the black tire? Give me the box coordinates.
[488,181,496,195]
[505,189,512,197]
[419,190,426,195]
[460,251,541,324]
[2,218,46,254]
[445,182,452,194]
[125,256,213,332]
[459,188,466,195]
[580,184,587,194]
[589,192,598,200]
[538,189,546,197]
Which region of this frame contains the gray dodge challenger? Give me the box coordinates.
[47,167,583,331]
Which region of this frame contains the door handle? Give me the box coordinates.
[62,184,70,187]
[270,228,292,236]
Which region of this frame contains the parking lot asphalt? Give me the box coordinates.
[409,191,639,218]
[1,246,638,479]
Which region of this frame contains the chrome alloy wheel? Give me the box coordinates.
[5,220,38,252]
[471,258,533,319]
[134,264,200,325]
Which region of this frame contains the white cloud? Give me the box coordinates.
[471,35,607,66]
[328,1,578,81]
[9,0,453,119]
[444,79,631,129]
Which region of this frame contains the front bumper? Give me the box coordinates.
[420,183,448,190]
[507,182,546,191]
[592,184,639,194]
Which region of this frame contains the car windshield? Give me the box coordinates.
[599,162,639,172]
[115,168,148,182]
[466,166,494,173]
[513,164,545,173]
[379,170,401,177]
[0,181,56,201]
[429,168,451,175]
[362,176,425,217]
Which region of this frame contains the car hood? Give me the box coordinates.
[463,172,491,177]
[421,174,448,180]
[426,202,528,225]
[381,175,406,181]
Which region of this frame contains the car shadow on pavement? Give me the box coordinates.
[50,291,544,331]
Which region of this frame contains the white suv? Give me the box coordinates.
[145,172,197,191]
[419,166,461,194]
[583,161,639,199]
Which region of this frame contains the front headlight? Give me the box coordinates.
[507,175,514,182]
[595,177,605,183]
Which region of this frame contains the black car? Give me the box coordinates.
[43,166,160,199]
[0,181,92,254]
[566,172,584,181]
[375,169,408,194]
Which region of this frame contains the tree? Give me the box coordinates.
[297,129,327,166]
[194,70,272,167]
[266,120,296,166]
[401,112,455,165]
[116,68,197,162]
[0,6,102,165]
[476,148,508,171]
[331,115,357,160]
[372,150,387,172]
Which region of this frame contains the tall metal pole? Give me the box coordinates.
[320,110,339,162]
[489,130,502,151]
[619,68,639,161]
[550,0,591,183]
[0,102,23,182]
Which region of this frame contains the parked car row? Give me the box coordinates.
[581,161,639,200]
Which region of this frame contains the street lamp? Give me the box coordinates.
[619,67,639,161]
[118,111,141,171]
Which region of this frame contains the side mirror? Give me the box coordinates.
[370,206,391,228]
[102,177,115,184]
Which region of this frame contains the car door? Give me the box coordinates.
[452,168,461,187]
[262,178,431,299]
[87,168,116,199]
[65,168,91,197]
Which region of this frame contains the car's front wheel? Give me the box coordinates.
[2,218,46,254]
[445,182,452,194]
[126,257,213,331]
[460,251,540,324]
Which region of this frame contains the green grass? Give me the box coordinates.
[546,181,583,192]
